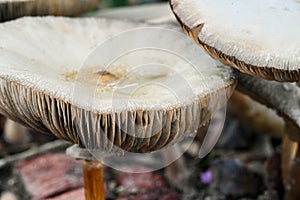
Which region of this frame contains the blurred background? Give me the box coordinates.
[101,0,167,7]
[0,1,285,200]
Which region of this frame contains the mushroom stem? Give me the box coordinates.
[281,134,300,200]
[234,71,300,199]
[83,159,105,200]
[281,134,297,186]
[66,145,106,200]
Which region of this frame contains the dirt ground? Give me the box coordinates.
[0,111,284,200]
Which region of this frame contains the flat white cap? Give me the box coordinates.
[170,0,300,81]
[0,17,236,152]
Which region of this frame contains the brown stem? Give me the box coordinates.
[282,134,297,186]
[83,160,105,200]
[284,141,300,200]
[234,72,300,199]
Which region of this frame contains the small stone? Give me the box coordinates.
[3,119,30,145]
[0,192,18,200]
[17,153,83,200]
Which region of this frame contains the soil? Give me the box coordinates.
[0,113,283,200]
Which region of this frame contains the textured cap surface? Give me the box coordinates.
[170,0,300,81]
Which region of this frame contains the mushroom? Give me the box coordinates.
[169,0,300,199]
[169,0,300,82]
[235,72,300,199]
[0,17,236,199]
[0,0,100,22]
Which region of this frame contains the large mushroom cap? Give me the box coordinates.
[0,0,100,22]
[0,17,236,153]
[170,0,300,82]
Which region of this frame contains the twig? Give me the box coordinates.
[0,140,70,168]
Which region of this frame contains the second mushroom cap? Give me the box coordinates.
[170,0,300,81]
